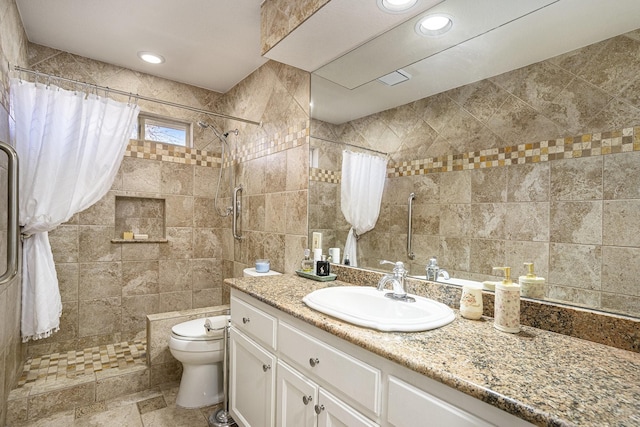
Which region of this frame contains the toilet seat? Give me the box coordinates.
[171,318,224,341]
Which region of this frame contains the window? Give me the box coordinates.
[136,113,192,147]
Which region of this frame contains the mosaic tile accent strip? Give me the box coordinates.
[236,120,309,163]
[17,340,146,388]
[309,167,341,183]
[125,140,221,167]
[389,126,640,177]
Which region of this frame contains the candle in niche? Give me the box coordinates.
[255,259,270,273]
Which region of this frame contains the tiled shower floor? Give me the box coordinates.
[8,340,221,426]
[17,340,147,388]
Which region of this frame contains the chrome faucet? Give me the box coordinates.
[377,260,415,302]
[425,257,449,281]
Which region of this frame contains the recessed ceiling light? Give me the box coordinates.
[415,14,453,36]
[377,0,418,14]
[137,51,165,64]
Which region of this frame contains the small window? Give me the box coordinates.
[137,113,192,147]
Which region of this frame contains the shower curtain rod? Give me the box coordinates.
[312,134,389,157]
[13,65,262,127]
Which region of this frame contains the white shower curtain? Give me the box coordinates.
[340,150,387,267]
[10,78,139,342]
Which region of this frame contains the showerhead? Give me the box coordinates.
[197,121,238,138]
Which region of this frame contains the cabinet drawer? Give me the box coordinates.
[231,295,277,351]
[387,376,493,427]
[278,321,381,415]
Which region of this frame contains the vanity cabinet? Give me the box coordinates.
[229,288,532,427]
[229,295,278,427]
[229,327,276,427]
[277,360,378,427]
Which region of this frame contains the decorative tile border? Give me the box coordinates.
[236,120,309,163]
[125,140,221,167]
[128,121,310,167]
[310,167,341,183]
[389,126,639,177]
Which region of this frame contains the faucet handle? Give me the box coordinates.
[427,257,438,267]
[380,260,406,274]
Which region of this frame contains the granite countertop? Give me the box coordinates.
[226,274,640,427]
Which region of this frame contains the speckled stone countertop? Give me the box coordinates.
[225,274,640,427]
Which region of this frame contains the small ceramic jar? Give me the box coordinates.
[460,283,483,320]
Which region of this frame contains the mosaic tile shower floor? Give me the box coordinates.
[9,340,220,427]
[18,340,147,388]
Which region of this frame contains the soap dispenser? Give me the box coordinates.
[519,262,545,299]
[493,266,520,334]
[300,249,314,273]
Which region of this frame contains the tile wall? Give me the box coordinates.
[0,0,29,424]
[310,29,640,317]
[219,60,311,277]
[21,46,311,356]
[260,0,330,55]
[20,43,232,358]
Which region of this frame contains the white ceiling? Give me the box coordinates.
[15,0,268,93]
[15,0,640,124]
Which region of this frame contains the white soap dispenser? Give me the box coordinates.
[493,266,520,334]
[519,262,545,299]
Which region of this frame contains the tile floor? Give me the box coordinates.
[8,340,225,426]
[11,383,223,427]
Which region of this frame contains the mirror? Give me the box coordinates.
[308,0,640,318]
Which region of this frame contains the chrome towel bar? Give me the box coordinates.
[0,141,19,285]
[407,192,415,260]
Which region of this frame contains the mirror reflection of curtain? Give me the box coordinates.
[340,150,387,267]
[10,78,140,342]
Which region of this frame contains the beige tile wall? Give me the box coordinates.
[260,0,330,55]
[21,48,311,355]
[21,45,228,356]
[0,0,29,423]
[310,29,640,317]
[220,61,311,277]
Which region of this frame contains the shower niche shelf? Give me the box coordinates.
[112,196,167,243]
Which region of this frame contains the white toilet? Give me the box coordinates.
[169,315,229,408]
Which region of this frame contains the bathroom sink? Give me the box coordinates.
[302,286,455,332]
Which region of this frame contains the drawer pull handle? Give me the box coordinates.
[309,357,320,367]
[242,317,250,324]
[314,404,325,415]
[262,364,271,372]
[302,395,313,405]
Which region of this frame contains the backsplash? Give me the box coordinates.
[331,264,640,353]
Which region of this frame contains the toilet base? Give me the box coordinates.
[175,363,223,408]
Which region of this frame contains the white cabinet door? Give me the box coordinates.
[387,376,493,427]
[277,360,318,427]
[316,389,380,427]
[229,327,276,427]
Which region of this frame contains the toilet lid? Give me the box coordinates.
[171,318,223,340]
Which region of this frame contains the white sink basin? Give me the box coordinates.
[302,286,455,332]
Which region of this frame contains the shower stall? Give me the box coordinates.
[198,121,244,240]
